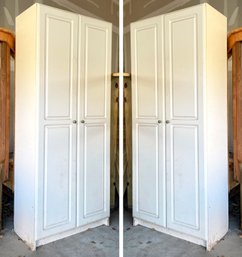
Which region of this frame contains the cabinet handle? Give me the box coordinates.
[165,120,170,124]
[81,120,85,123]
[158,120,162,124]
[72,120,77,124]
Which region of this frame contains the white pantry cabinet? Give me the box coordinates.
[131,3,228,250]
[15,3,111,250]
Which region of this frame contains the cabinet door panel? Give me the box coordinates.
[84,124,106,218]
[78,17,111,226]
[131,17,166,226]
[135,124,159,217]
[133,122,165,226]
[78,122,109,226]
[165,6,205,238]
[38,125,76,238]
[167,125,199,230]
[132,24,159,119]
[43,13,77,120]
[165,10,203,121]
[83,22,109,119]
[38,6,78,239]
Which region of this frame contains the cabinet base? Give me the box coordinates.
[133,217,207,249]
[36,217,109,249]
[18,217,109,251]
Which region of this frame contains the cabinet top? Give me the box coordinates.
[17,3,112,27]
[130,3,226,26]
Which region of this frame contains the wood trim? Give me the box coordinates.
[228,28,242,58]
[0,28,15,56]
[112,72,131,78]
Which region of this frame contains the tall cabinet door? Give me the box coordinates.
[37,6,78,239]
[164,6,205,238]
[77,17,111,226]
[131,17,166,226]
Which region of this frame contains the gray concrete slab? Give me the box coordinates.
[0,210,119,257]
[124,210,242,257]
[2,195,242,257]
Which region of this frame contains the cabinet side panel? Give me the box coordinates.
[205,5,228,249]
[14,5,38,247]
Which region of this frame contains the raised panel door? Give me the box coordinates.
[165,6,205,238]
[131,17,166,226]
[37,6,78,238]
[77,17,111,225]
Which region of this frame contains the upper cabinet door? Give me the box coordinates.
[164,6,205,238]
[77,16,111,226]
[37,5,78,239]
[131,17,164,121]
[131,17,166,227]
[38,5,78,122]
[164,6,203,122]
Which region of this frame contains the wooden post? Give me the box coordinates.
[0,28,15,183]
[124,78,132,208]
[0,164,2,230]
[110,78,119,208]
[0,28,15,230]
[228,28,242,229]
[232,42,241,181]
[0,42,10,182]
[0,43,6,164]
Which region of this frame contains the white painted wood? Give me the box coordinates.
[15,3,111,249]
[133,218,206,247]
[131,16,166,227]
[131,3,227,250]
[15,5,38,249]
[205,4,228,250]
[36,218,109,250]
[37,4,78,239]
[165,5,205,239]
[77,16,111,226]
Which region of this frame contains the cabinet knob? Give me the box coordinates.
[72,120,77,124]
[158,120,162,124]
[81,120,85,123]
[165,120,170,124]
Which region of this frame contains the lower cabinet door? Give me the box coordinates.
[166,124,204,238]
[77,123,110,226]
[133,123,166,227]
[37,124,77,239]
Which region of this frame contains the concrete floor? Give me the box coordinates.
[0,209,119,257]
[1,193,242,257]
[124,204,242,257]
